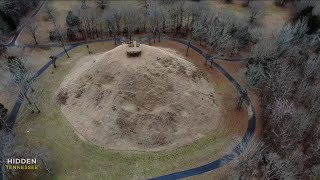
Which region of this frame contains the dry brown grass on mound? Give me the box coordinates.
[55,44,221,151]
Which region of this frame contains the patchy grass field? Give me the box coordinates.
[12,41,250,179]
[17,0,81,45]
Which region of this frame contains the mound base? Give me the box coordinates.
[56,44,221,151]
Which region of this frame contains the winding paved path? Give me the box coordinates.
[148,41,255,180]
[2,3,255,179]
[5,0,47,47]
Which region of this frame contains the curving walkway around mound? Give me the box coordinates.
[2,2,254,179]
[148,40,255,180]
[5,37,256,179]
[4,7,255,176]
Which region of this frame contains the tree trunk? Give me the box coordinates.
[176,15,179,35]
[80,28,85,40]
[61,41,70,58]
[25,94,40,113]
[2,164,5,180]
[114,34,117,45]
[186,41,190,56]
[117,25,120,35]
[186,16,190,37]
[180,14,183,34]
[100,23,103,38]
[33,102,40,113]
[237,96,243,110]
[50,56,57,68]
[25,95,34,113]
[33,35,38,45]
[191,13,194,39]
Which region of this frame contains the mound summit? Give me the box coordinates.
[56,44,221,151]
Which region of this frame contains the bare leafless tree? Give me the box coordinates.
[52,25,70,58]
[0,103,7,130]
[0,130,14,180]
[220,137,265,179]
[22,17,38,44]
[0,56,40,114]
[122,5,140,41]
[45,4,70,58]
[247,1,265,25]
[49,56,57,68]
[112,8,122,36]
[44,4,56,23]
[234,140,265,179]
[81,0,87,9]
[244,10,320,178]
[96,0,109,10]
[0,44,6,58]
[106,12,118,45]
[0,130,52,179]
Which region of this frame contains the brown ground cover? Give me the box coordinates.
[56,44,222,151]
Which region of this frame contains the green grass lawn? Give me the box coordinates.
[14,42,241,179]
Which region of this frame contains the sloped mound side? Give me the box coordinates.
[56,44,221,151]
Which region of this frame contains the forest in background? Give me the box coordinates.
[0,0,320,179]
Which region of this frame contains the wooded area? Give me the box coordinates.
[46,0,257,56]
[0,0,39,36]
[235,1,320,179]
[0,0,320,179]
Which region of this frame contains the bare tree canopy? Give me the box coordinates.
[96,0,110,10]
[0,103,8,129]
[242,9,320,179]
[22,17,38,44]
[0,56,41,114]
[0,130,52,179]
[0,0,39,35]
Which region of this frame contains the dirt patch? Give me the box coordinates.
[56,88,69,105]
[56,44,221,151]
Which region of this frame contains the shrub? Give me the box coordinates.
[0,103,8,129]
[67,28,77,41]
[49,29,62,42]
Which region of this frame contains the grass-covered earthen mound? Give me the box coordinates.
[55,44,221,151]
